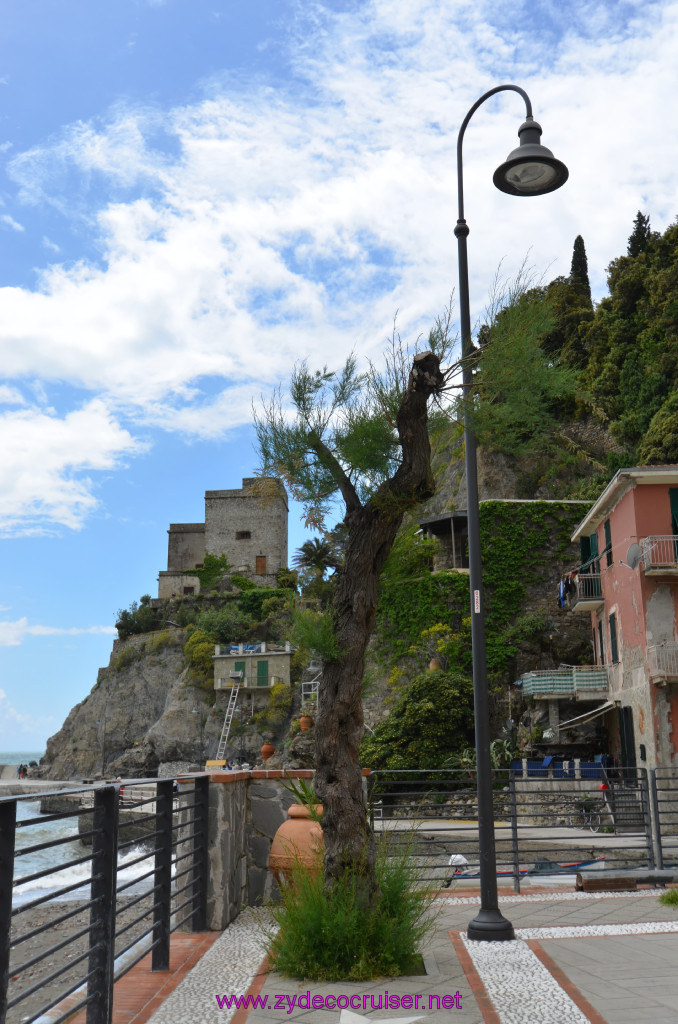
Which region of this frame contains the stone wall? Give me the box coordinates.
[183,768,311,929]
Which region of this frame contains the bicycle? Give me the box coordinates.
[568,802,601,832]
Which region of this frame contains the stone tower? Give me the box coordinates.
[157,477,288,598]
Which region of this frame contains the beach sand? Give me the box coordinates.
[8,896,155,1024]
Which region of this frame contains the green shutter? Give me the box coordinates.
[670,489,678,535]
[580,535,591,567]
[604,519,612,567]
[256,660,269,687]
[609,613,618,664]
[234,660,246,684]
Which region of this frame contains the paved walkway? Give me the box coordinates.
[87,888,678,1024]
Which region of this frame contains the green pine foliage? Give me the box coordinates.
[267,841,437,980]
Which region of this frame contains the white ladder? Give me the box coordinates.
[216,676,241,760]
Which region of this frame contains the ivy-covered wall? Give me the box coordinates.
[374,500,593,684]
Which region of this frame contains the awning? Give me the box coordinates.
[559,700,615,729]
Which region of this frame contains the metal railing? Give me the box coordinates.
[571,573,602,606]
[367,768,658,893]
[0,776,208,1024]
[519,665,608,697]
[641,535,678,570]
[647,643,678,680]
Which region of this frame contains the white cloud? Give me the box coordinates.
[1,213,24,232]
[0,687,56,733]
[0,619,117,647]
[0,385,25,405]
[0,1,677,531]
[0,399,145,534]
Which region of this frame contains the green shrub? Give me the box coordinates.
[183,628,216,690]
[291,607,341,661]
[267,841,436,981]
[360,669,475,770]
[230,574,258,590]
[658,888,678,907]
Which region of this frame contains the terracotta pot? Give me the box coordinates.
[429,657,443,671]
[298,715,312,732]
[261,742,275,761]
[269,803,324,885]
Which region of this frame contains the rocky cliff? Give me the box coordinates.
[41,630,225,779]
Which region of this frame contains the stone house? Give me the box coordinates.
[157,477,288,597]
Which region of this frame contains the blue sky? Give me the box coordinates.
[1,0,678,751]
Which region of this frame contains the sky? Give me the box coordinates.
[1,0,677,752]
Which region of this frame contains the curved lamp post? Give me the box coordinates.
[455,85,568,942]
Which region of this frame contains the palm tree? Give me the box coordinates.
[292,538,341,579]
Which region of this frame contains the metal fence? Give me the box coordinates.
[0,776,208,1024]
[367,767,678,892]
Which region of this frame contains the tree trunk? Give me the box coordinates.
[313,351,444,891]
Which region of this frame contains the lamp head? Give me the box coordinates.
[493,116,568,196]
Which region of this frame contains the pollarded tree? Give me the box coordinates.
[254,328,451,893]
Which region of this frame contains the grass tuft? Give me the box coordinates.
[266,839,437,981]
[658,887,678,907]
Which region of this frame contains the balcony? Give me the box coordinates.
[518,665,608,699]
[641,536,678,575]
[570,573,603,611]
[647,643,678,682]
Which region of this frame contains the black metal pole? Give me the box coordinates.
[152,780,173,971]
[0,799,17,1024]
[455,86,535,942]
[87,786,119,1024]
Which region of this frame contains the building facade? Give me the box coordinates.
[157,477,288,598]
[566,467,678,769]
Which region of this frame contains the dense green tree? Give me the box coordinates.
[359,669,474,770]
[627,210,652,257]
[570,234,592,302]
[255,327,451,894]
[464,288,579,456]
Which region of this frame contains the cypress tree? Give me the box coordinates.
[570,234,591,301]
[627,211,651,257]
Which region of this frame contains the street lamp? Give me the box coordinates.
[455,85,568,942]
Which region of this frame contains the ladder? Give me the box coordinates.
[216,675,241,760]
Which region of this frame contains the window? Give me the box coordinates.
[597,620,605,665]
[603,519,613,568]
[609,612,619,664]
[183,586,195,595]
[236,530,251,540]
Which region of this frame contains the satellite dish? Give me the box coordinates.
[626,543,642,570]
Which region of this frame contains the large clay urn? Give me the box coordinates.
[269,804,324,885]
[261,742,275,761]
[298,714,312,732]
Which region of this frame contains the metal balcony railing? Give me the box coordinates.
[641,536,678,572]
[571,573,603,609]
[647,643,678,680]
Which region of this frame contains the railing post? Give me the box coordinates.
[86,786,119,1024]
[649,769,664,870]
[0,799,17,1024]
[508,773,520,894]
[152,780,173,971]
[190,776,209,932]
[639,769,655,870]
[367,772,375,830]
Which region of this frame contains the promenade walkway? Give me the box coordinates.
[68,886,678,1024]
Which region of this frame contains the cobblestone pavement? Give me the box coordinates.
[145,891,678,1024]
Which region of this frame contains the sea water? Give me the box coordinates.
[11,799,156,906]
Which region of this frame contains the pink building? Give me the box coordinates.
[569,466,678,769]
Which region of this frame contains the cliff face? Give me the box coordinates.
[41,630,226,779]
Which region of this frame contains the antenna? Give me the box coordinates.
[620,542,643,570]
